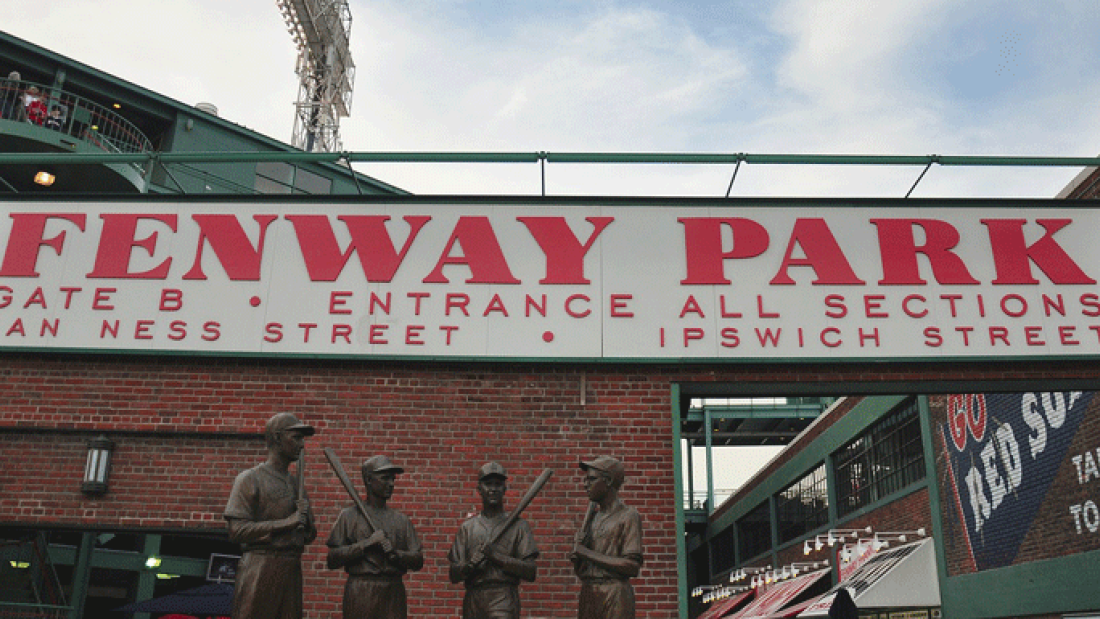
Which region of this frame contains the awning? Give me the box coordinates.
[798,538,939,616]
[698,589,755,619]
[728,568,830,619]
[763,597,819,619]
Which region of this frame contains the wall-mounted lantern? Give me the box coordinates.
[81,435,114,495]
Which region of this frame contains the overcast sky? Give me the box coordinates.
[7,1,1100,195]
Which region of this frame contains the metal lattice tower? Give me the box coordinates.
[276,0,355,152]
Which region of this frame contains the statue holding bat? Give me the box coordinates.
[324,451,424,619]
[448,463,549,619]
[569,456,643,619]
[224,413,316,619]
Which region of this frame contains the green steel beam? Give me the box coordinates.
[1,151,1099,167]
[684,403,826,421]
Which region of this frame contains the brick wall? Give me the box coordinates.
[3,354,1100,618]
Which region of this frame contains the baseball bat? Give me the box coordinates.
[322,447,385,537]
[483,468,553,549]
[574,500,597,547]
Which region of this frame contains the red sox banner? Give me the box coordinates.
[935,391,1100,573]
[3,199,1100,360]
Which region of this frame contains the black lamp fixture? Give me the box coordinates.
[81,435,114,495]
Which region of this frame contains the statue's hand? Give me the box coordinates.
[295,499,310,527]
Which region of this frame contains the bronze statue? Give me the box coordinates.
[224,413,316,619]
[569,456,643,619]
[448,462,540,619]
[326,455,424,619]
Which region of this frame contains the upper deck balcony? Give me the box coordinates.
[0,79,153,193]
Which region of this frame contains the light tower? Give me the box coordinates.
[276,0,355,152]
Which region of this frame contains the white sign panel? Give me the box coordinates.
[2,199,1099,360]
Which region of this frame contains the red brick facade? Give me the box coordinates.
[4,354,1100,618]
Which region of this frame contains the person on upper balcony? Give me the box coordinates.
[24,86,46,125]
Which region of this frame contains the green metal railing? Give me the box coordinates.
[0,150,1097,196]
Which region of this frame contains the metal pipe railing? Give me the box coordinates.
[0,79,153,155]
[0,150,1096,168]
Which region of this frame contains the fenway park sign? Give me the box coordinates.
[1,198,1099,360]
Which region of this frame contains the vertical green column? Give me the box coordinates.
[671,384,688,619]
[67,532,94,619]
[705,405,715,514]
[133,534,161,619]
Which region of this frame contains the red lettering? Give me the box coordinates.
[1060,325,1080,345]
[407,292,429,315]
[168,320,187,341]
[680,217,769,285]
[184,215,276,281]
[821,327,841,348]
[983,219,1095,285]
[719,296,742,318]
[903,294,928,318]
[989,326,1010,345]
[757,295,779,318]
[924,326,943,347]
[92,288,115,310]
[135,320,155,340]
[483,294,509,317]
[864,295,888,318]
[859,328,880,347]
[87,214,176,279]
[872,219,979,285]
[517,216,613,284]
[406,325,425,345]
[565,294,591,318]
[333,324,352,344]
[6,318,25,337]
[202,321,221,341]
[770,218,864,285]
[23,287,46,309]
[264,323,284,343]
[525,294,547,317]
[445,293,470,316]
[1000,294,1027,317]
[720,327,739,347]
[824,295,847,319]
[160,289,183,311]
[1024,326,1044,346]
[683,328,705,346]
[61,287,81,309]
[0,213,86,277]
[439,325,459,345]
[370,292,391,315]
[424,217,520,284]
[329,291,352,314]
[680,295,705,318]
[287,215,429,282]
[100,320,119,338]
[1082,293,1100,317]
[40,319,58,337]
[610,294,633,318]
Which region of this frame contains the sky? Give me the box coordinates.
[6,0,1100,197]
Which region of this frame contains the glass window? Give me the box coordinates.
[712,526,735,574]
[835,398,925,516]
[736,501,772,561]
[293,168,331,194]
[776,463,829,543]
[256,161,294,185]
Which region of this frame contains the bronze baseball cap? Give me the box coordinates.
[579,455,624,479]
[479,462,508,480]
[362,455,404,475]
[266,412,315,436]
